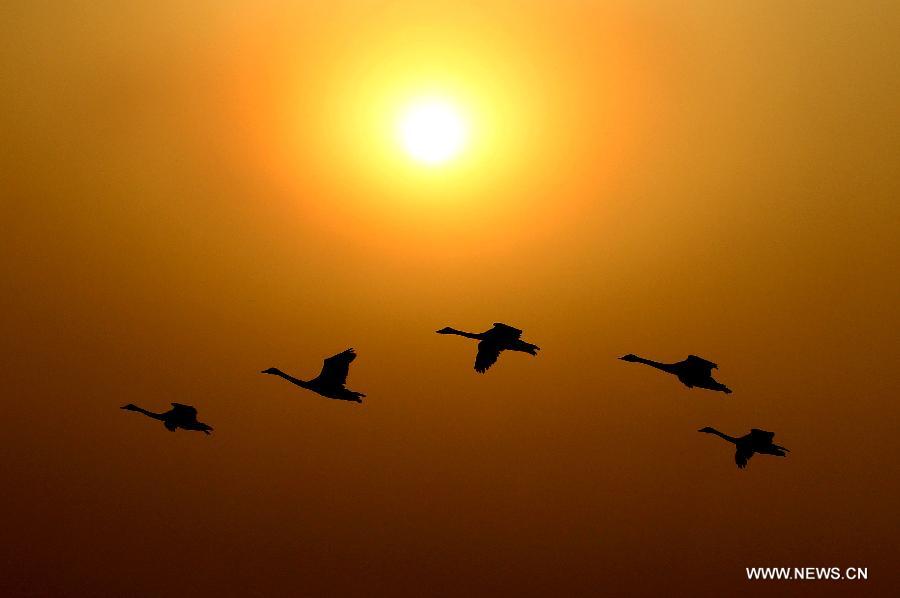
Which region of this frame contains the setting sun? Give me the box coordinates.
[397,99,469,165]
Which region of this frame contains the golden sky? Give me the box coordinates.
[2,1,898,595]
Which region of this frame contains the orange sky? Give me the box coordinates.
[2,1,898,596]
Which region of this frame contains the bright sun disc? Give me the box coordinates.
[398,100,468,165]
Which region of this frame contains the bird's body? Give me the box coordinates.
[699,427,789,469]
[261,348,365,403]
[619,353,732,394]
[121,403,213,435]
[436,323,539,373]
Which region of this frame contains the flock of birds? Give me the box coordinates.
[122,322,789,470]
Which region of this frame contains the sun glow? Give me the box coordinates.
[397,99,469,165]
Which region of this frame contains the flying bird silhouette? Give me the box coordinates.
[261,348,365,403]
[698,427,789,469]
[436,323,540,373]
[619,353,732,394]
[120,403,213,435]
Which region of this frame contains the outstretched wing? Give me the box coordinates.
[750,429,776,443]
[486,323,522,341]
[316,348,356,386]
[685,355,718,375]
[474,341,502,373]
[735,446,753,469]
[170,403,198,420]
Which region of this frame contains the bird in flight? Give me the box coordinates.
[261,348,365,403]
[121,403,213,435]
[619,353,732,394]
[436,322,540,373]
[698,427,789,469]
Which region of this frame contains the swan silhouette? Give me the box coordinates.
[436,323,540,373]
[261,348,365,403]
[120,403,213,434]
[619,353,732,394]
[699,427,789,469]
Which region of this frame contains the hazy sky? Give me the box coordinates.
[2,1,898,595]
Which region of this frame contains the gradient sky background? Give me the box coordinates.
[2,1,898,596]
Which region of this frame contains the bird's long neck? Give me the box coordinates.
[445,328,482,340]
[705,428,737,444]
[273,370,310,388]
[631,356,675,373]
[131,406,165,421]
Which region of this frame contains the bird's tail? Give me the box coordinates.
[348,391,365,403]
[712,381,732,394]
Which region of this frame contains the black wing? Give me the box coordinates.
[316,348,356,386]
[474,341,502,373]
[750,429,776,443]
[170,403,198,420]
[685,355,718,375]
[485,323,522,342]
[735,446,753,469]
